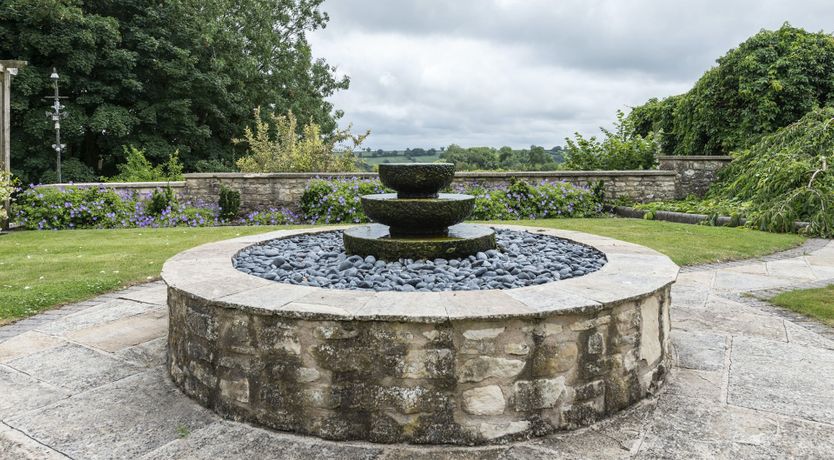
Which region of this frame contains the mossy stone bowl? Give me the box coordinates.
[378,163,455,198]
[362,193,474,236]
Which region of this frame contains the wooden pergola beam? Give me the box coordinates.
[0,59,27,231]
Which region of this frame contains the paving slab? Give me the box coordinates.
[0,423,69,459]
[671,304,786,341]
[66,307,167,352]
[712,270,794,292]
[728,336,834,424]
[637,394,833,459]
[529,399,657,459]
[784,320,834,351]
[115,337,168,368]
[0,331,65,363]
[5,344,143,392]
[6,368,218,460]
[117,283,168,305]
[765,258,816,280]
[35,299,157,335]
[669,284,708,308]
[664,368,723,403]
[671,329,726,371]
[0,365,71,418]
[141,421,384,460]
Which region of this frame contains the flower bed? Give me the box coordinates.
[13,177,603,231]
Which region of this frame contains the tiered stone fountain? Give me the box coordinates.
[344,163,496,260]
[163,164,678,445]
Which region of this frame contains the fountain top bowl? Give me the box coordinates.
[378,162,455,198]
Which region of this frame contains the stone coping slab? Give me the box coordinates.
[161,224,678,323]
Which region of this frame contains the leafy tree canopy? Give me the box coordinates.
[440,144,562,171]
[0,0,347,183]
[629,24,834,155]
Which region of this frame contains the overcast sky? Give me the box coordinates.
[309,0,833,150]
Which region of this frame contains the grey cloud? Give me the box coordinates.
[310,1,834,149]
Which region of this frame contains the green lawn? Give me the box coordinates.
[504,218,805,267]
[0,226,307,324]
[0,218,805,324]
[771,285,834,326]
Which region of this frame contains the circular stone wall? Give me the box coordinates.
[162,225,678,445]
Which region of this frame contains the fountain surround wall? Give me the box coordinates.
[163,225,677,445]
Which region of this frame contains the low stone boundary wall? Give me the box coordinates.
[162,226,677,445]
[183,170,676,211]
[37,156,731,211]
[657,156,732,198]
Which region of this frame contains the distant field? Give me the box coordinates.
[360,154,443,167]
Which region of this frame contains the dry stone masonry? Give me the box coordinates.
[163,225,678,445]
[36,156,730,212]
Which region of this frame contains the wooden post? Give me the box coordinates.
[0,60,26,231]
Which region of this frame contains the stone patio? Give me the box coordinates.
[2,239,834,458]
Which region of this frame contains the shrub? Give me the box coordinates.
[300,177,389,224]
[146,187,178,216]
[299,177,602,223]
[466,179,603,220]
[111,146,185,182]
[563,110,658,170]
[218,185,241,221]
[239,208,300,226]
[0,172,16,223]
[14,186,132,230]
[235,108,369,173]
[194,159,237,173]
[39,158,98,184]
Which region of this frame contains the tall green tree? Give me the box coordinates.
[0,0,347,183]
[629,24,834,155]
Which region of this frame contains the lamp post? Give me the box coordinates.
[46,68,67,183]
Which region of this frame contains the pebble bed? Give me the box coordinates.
[233,229,607,291]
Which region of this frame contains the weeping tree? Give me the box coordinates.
[0,0,348,183]
[710,106,834,237]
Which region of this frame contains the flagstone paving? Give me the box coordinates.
[1,240,833,459]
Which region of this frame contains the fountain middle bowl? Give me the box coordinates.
[362,193,474,235]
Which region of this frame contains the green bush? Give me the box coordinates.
[39,158,98,184]
[563,110,658,170]
[300,177,603,223]
[467,179,603,220]
[146,187,178,216]
[0,172,16,223]
[218,185,241,221]
[235,108,368,173]
[14,186,132,229]
[300,178,389,224]
[110,146,185,182]
[240,208,300,225]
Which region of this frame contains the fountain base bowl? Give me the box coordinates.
[343,223,497,261]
